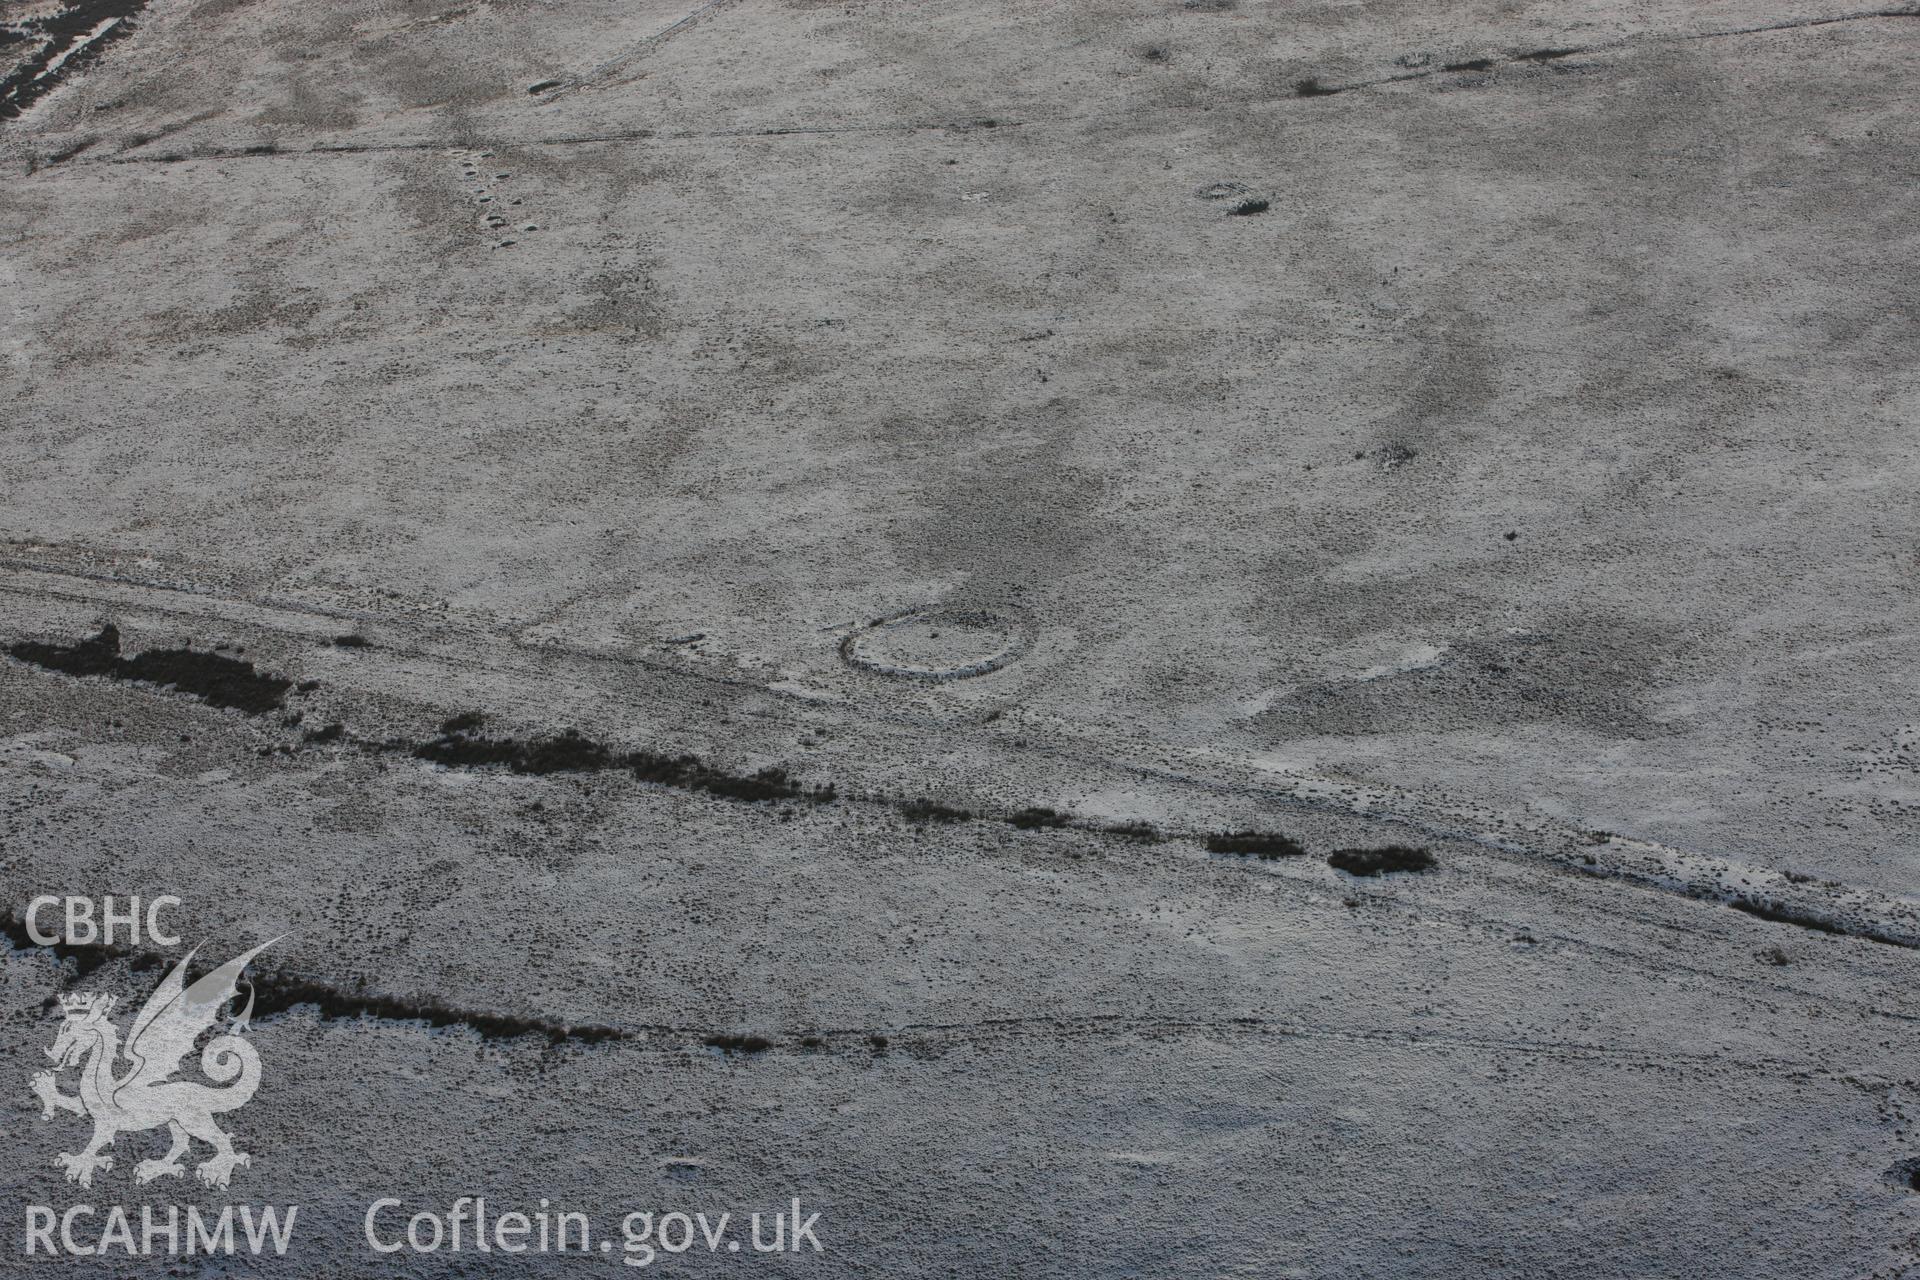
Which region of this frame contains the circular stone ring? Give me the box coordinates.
[839,606,1034,681]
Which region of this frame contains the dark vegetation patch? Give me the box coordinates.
[1009,806,1070,830]
[705,1033,773,1055]
[629,753,825,804]
[241,970,624,1044]
[8,624,292,714]
[1327,845,1437,876]
[6,915,946,1055]
[1099,820,1162,842]
[116,648,292,714]
[413,726,524,770]
[7,625,833,804]
[1728,896,1844,937]
[1,0,149,123]
[1294,77,1342,97]
[1443,58,1496,72]
[0,912,117,981]
[899,798,973,825]
[1519,47,1580,61]
[517,730,614,775]
[1227,197,1270,216]
[1206,830,1308,859]
[332,634,370,648]
[527,78,561,93]
[45,136,96,164]
[415,720,829,802]
[1,911,623,1045]
[9,625,125,680]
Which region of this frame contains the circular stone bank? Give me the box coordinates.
[839,607,1032,681]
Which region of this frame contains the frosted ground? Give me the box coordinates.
[0,0,1917,1274]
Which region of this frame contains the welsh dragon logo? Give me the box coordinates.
[29,939,276,1189]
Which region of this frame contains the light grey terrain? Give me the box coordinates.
[0,0,1917,1274]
